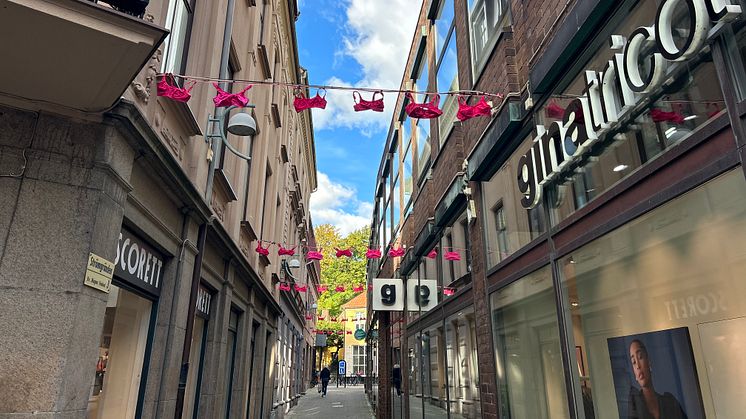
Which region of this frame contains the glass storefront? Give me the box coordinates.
[490,266,569,419]
[87,285,153,419]
[560,169,746,419]
[445,306,481,418]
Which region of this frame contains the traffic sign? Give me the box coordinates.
[338,360,346,375]
[354,329,366,340]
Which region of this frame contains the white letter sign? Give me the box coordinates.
[372,278,404,311]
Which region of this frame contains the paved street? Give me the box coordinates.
[286,386,374,419]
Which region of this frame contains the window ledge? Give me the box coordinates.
[214,168,238,201]
[162,96,202,136]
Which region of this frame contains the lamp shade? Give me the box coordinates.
[227,112,257,136]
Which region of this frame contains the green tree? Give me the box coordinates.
[315,224,370,317]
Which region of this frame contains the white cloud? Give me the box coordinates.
[312,0,421,132]
[311,172,373,235]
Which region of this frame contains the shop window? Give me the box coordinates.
[162,0,196,76]
[184,286,212,419]
[481,134,548,268]
[445,306,481,418]
[722,14,746,101]
[493,203,509,263]
[407,334,421,417]
[490,266,570,419]
[87,285,153,419]
[224,309,241,418]
[560,169,746,418]
[422,323,449,418]
[537,0,725,225]
[467,0,510,79]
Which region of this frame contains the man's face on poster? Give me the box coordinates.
[629,340,652,388]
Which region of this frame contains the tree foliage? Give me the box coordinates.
[315,224,370,317]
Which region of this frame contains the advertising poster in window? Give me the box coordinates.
[607,327,705,419]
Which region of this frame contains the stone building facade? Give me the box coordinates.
[368,1,746,419]
[0,0,318,418]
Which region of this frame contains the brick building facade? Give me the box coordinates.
[368,0,746,418]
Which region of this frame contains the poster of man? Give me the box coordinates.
[607,327,705,419]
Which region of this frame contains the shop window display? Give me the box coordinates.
[445,306,481,418]
[560,169,746,419]
[490,266,570,419]
[422,323,449,418]
[87,285,152,419]
[482,134,548,268]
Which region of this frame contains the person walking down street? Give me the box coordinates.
[392,364,402,396]
[320,366,331,397]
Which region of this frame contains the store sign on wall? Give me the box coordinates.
[84,253,114,293]
[406,279,438,312]
[114,229,164,297]
[372,278,405,311]
[354,329,367,340]
[517,0,742,209]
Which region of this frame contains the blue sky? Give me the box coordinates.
[296,0,420,235]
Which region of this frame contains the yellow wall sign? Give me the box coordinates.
[85,253,114,293]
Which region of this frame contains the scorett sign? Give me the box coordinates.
[517,0,742,209]
[114,229,165,297]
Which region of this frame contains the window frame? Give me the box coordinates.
[466,0,510,82]
[162,0,197,77]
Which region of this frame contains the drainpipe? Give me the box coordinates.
[174,1,236,418]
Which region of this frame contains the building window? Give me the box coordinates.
[412,46,431,180]
[491,266,569,419]
[481,134,547,268]
[162,0,196,75]
[560,169,746,418]
[401,123,414,215]
[435,0,459,146]
[352,345,367,376]
[467,0,509,78]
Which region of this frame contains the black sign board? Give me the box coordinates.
[113,229,165,297]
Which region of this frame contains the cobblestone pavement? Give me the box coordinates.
[286,385,374,419]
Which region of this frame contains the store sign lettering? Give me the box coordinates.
[517,0,742,209]
[114,229,164,296]
[664,291,728,321]
[406,279,438,312]
[372,278,404,311]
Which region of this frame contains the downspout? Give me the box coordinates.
[174,0,236,417]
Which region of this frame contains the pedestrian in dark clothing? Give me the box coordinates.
[320,366,331,397]
[392,364,402,396]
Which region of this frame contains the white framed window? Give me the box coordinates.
[162,0,196,75]
[467,0,509,79]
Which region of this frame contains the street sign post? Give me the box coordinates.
[338,360,346,388]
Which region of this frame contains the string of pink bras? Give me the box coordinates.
[157,73,501,123]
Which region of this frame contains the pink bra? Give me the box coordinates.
[279,283,291,291]
[212,83,252,108]
[335,285,346,292]
[353,284,364,292]
[443,287,456,296]
[157,74,195,103]
[444,251,461,261]
[255,242,270,256]
[317,285,328,293]
[294,89,327,112]
[294,284,307,292]
[405,92,442,119]
[305,314,313,320]
[365,248,382,259]
[307,250,324,260]
[457,96,492,121]
[335,248,353,258]
[278,246,296,256]
[650,108,685,124]
[388,247,405,257]
[427,249,438,259]
[353,91,384,112]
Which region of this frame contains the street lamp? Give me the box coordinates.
[204,105,256,202]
